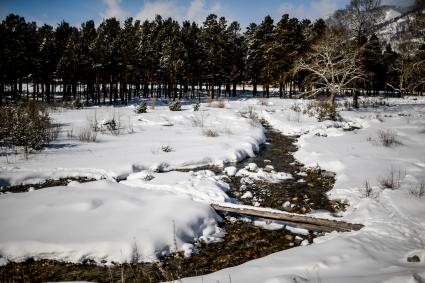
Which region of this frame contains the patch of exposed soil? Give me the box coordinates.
[0,177,97,194]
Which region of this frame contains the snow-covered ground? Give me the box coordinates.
[0,102,264,185]
[1,96,425,282]
[0,101,265,263]
[181,97,425,283]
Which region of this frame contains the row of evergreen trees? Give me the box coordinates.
[0,10,421,105]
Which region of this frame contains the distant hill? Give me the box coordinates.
[374,4,424,49]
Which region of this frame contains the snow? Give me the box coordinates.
[121,170,231,203]
[1,103,265,186]
[1,96,425,283]
[0,179,223,263]
[236,168,293,183]
[224,166,237,176]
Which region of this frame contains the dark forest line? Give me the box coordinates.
[1,0,424,106]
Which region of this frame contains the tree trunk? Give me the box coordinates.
[211,203,363,233]
[279,82,283,98]
[353,90,359,109]
[225,82,231,96]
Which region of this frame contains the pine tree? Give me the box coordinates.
[93,17,121,104]
[360,34,386,95]
[202,14,227,98]
[35,24,56,102]
[245,23,261,96]
[80,20,97,104]
[258,15,274,97]
[224,21,246,97]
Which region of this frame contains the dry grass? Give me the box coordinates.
[409,183,425,198]
[379,167,403,190]
[78,127,97,142]
[377,130,402,147]
[148,101,156,110]
[48,123,61,142]
[241,106,260,126]
[189,112,208,128]
[207,99,226,108]
[203,129,219,137]
[362,180,374,198]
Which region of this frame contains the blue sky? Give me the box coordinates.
[0,0,411,29]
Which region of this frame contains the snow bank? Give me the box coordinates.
[121,170,231,203]
[0,180,222,263]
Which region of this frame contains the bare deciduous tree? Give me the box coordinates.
[294,29,364,105]
[341,0,384,41]
[387,42,425,95]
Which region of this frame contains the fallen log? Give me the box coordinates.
[211,203,364,233]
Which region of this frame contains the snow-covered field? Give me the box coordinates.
[1,96,425,282]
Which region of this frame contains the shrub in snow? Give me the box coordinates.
[136,101,147,113]
[379,168,402,190]
[78,127,97,142]
[193,102,200,111]
[169,101,182,111]
[161,145,173,152]
[72,97,82,109]
[362,180,375,198]
[290,103,302,113]
[203,128,219,137]
[103,117,120,135]
[240,106,260,125]
[409,183,425,198]
[377,130,402,147]
[143,174,155,181]
[315,100,338,121]
[0,101,55,158]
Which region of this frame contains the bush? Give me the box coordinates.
[0,101,54,158]
[72,97,82,109]
[193,103,200,111]
[169,101,182,111]
[409,183,425,198]
[136,102,147,114]
[161,145,173,152]
[379,168,403,190]
[241,106,260,125]
[378,130,402,147]
[315,100,337,121]
[203,129,219,137]
[102,117,120,135]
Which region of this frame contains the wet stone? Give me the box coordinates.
[407,255,420,262]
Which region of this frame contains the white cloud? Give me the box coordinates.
[136,1,184,22]
[279,0,342,20]
[186,0,206,21]
[381,0,415,6]
[135,0,222,23]
[100,0,128,20]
